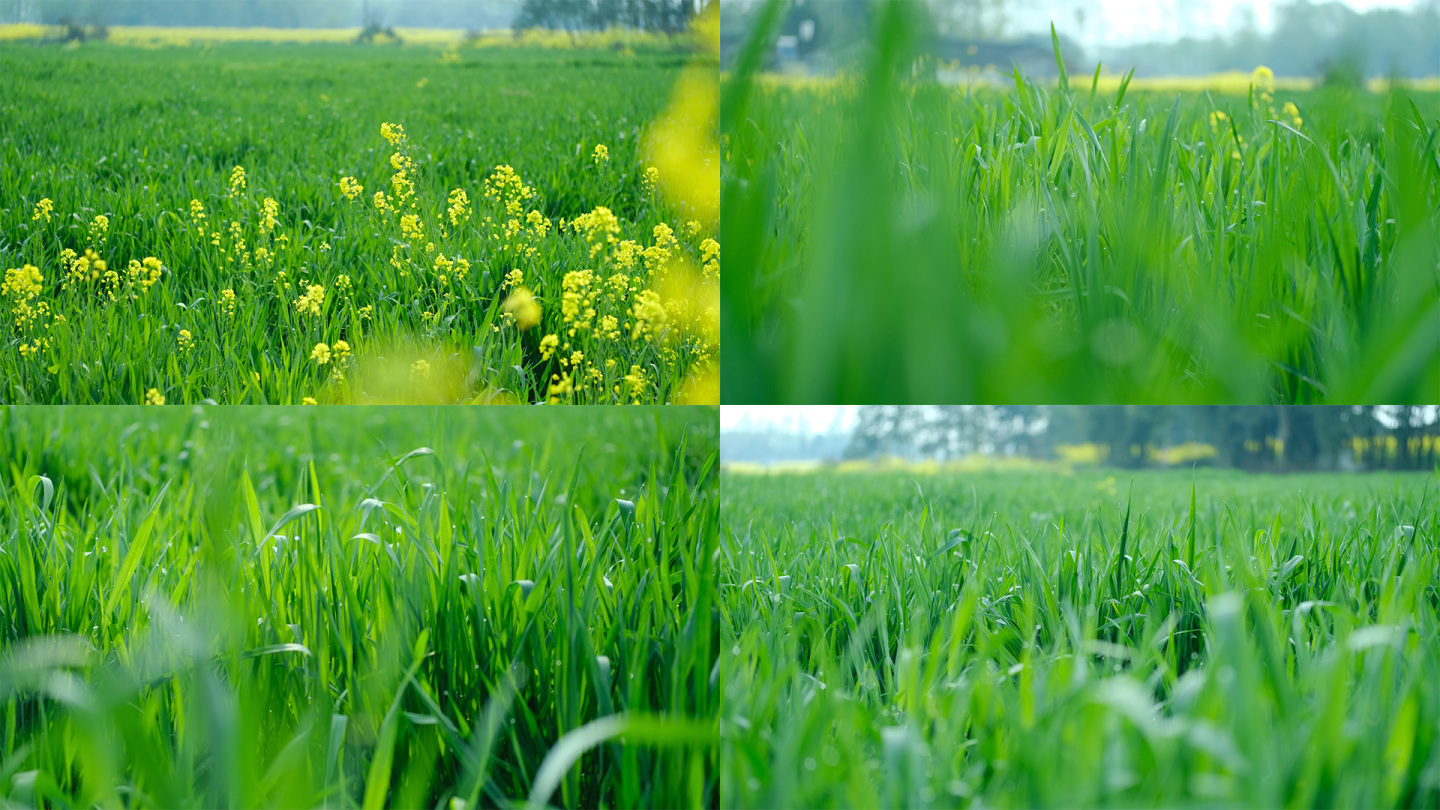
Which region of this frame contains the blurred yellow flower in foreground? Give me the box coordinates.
[642,3,718,225]
[502,286,542,329]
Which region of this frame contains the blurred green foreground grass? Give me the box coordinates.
[0,405,718,808]
[722,0,1440,404]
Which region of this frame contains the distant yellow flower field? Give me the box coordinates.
[745,68,1440,95]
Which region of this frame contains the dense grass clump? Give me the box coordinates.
[722,0,1440,404]
[721,467,1440,807]
[0,405,718,808]
[1,42,719,404]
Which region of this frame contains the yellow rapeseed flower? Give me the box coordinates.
[302,396,318,405]
[1281,101,1303,128]
[340,176,364,200]
[503,286,541,329]
[229,165,247,196]
[642,4,719,224]
[592,143,609,164]
[261,197,280,235]
[311,342,332,365]
[295,283,325,316]
[145,388,165,405]
[447,188,470,227]
[31,198,52,223]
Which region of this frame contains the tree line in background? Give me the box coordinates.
[2,0,703,31]
[514,0,701,32]
[720,0,1440,79]
[1104,0,1440,80]
[844,406,1440,472]
[3,0,515,29]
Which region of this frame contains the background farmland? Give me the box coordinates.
[720,462,1439,807]
[1,23,719,405]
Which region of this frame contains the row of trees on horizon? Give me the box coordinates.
[842,406,1440,472]
[720,0,1440,79]
[1,0,705,32]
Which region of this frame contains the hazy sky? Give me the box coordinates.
[1018,0,1427,46]
[721,406,858,434]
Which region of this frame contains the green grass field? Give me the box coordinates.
[720,466,1440,807]
[722,0,1440,404]
[0,405,718,807]
[1,40,719,404]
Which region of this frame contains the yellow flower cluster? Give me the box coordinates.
[379,123,418,210]
[61,248,107,289]
[643,222,678,276]
[630,288,667,341]
[295,283,325,316]
[569,206,620,258]
[260,197,280,235]
[700,238,719,281]
[31,198,53,223]
[561,270,597,336]
[1252,65,1275,106]
[340,176,364,200]
[447,188,470,227]
[482,164,534,216]
[621,363,651,403]
[3,264,49,341]
[228,165,246,196]
[2,264,43,303]
[592,143,609,164]
[1281,101,1303,129]
[125,257,164,296]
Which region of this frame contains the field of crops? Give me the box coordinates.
[721,1,1440,404]
[1,32,719,404]
[720,466,1440,807]
[0,404,718,807]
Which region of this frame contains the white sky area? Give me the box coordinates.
[721,406,858,434]
[1021,0,1426,47]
